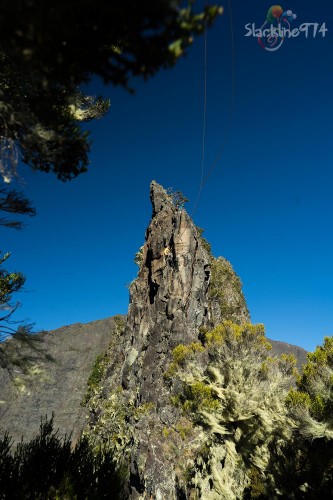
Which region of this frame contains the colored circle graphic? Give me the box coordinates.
[266,5,283,24]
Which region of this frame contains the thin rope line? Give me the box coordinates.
[177,0,236,245]
[201,0,235,187]
[201,20,207,190]
[191,2,208,217]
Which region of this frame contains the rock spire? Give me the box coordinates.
[114,181,247,498]
[122,181,212,400]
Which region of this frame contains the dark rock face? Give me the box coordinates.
[118,181,217,497]
[122,181,212,402]
[0,317,120,445]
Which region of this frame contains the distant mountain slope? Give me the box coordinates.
[0,316,123,445]
[269,338,307,371]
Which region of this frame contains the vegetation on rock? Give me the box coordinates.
[82,315,126,406]
[293,336,333,427]
[82,315,155,465]
[208,256,250,324]
[80,186,321,498]
[3,325,332,499]
[166,188,190,209]
[163,322,333,498]
[166,321,297,498]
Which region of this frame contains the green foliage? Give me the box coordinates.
[81,319,140,465]
[0,251,35,352]
[0,415,127,499]
[166,321,295,498]
[175,419,195,441]
[81,323,333,498]
[295,336,333,423]
[85,385,155,465]
[273,335,333,497]
[162,426,170,439]
[166,188,189,209]
[205,320,271,353]
[0,188,35,230]
[278,353,298,377]
[82,352,109,406]
[134,245,145,268]
[133,402,155,421]
[180,381,220,414]
[208,256,249,323]
[164,342,204,379]
[114,315,126,335]
[0,1,221,181]
[172,342,204,365]
[0,185,36,359]
[0,252,25,307]
[244,467,267,499]
[286,388,311,409]
[82,319,126,405]
[88,354,107,388]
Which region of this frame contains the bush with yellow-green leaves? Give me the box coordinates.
[208,257,250,324]
[166,322,333,498]
[167,321,297,499]
[287,336,333,437]
[281,337,333,497]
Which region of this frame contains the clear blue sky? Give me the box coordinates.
[4,1,333,352]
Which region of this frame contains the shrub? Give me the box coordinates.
[208,257,249,323]
[0,415,127,499]
[166,321,295,499]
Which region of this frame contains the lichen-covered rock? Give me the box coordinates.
[208,256,250,326]
[86,181,251,498]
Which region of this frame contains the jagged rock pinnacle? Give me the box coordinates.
[120,181,212,497]
[88,181,250,499]
[122,181,211,393]
[150,180,174,216]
